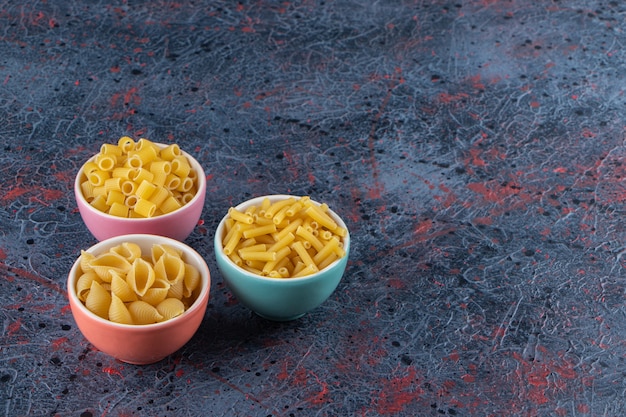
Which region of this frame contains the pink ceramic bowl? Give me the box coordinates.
[74,143,206,241]
[67,234,211,365]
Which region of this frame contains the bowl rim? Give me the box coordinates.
[74,143,206,222]
[67,233,210,330]
[214,194,350,283]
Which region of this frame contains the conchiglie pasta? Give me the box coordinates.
[126,258,156,297]
[109,294,133,325]
[110,242,142,263]
[110,271,138,302]
[128,300,164,325]
[156,298,186,320]
[85,280,111,319]
[151,243,183,264]
[76,271,100,302]
[90,252,132,282]
[75,243,202,325]
[183,263,201,298]
[140,279,170,306]
[167,279,184,300]
[154,253,186,285]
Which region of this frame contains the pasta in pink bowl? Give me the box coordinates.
[67,234,211,365]
[74,137,206,241]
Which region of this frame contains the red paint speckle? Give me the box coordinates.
[102,366,123,377]
[7,319,22,336]
[371,367,423,415]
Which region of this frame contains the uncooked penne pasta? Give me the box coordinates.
[220,196,347,278]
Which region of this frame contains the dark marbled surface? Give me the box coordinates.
[1,1,625,416]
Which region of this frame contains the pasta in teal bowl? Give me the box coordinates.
[67,234,211,364]
[214,195,350,321]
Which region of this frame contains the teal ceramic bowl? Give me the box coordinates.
[214,195,350,321]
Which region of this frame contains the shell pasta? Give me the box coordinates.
[79,137,198,218]
[221,196,347,278]
[76,243,202,325]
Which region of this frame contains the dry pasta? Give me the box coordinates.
[75,243,202,325]
[79,137,199,218]
[221,196,347,278]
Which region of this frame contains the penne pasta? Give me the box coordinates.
[220,196,347,278]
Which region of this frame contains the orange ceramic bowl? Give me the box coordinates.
[67,234,210,365]
[74,143,206,241]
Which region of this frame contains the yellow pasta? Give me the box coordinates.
[109,294,133,324]
[85,280,111,319]
[149,160,171,176]
[105,189,125,206]
[78,137,199,218]
[149,186,170,207]
[126,258,156,297]
[121,180,137,196]
[128,144,158,166]
[243,223,276,238]
[75,243,202,325]
[140,279,170,305]
[134,198,157,218]
[80,181,96,201]
[167,279,184,300]
[295,226,324,251]
[156,298,185,320]
[304,204,338,231]
[128,300,164,324]
[117,136,135,152]
[154,253,186,285]
[183,263,200,298]
[110,242,142,262]
[108,202,129,218]
[88,170,109,187]
[76,271,100,302]
[264,197,295,219]
[221,196,347,278]
[160,144,181,161]
[171,155,191,177]
[90,252,131,282]
[159,195,182,214]
[180,192,196,205]
[135,180,157,200]
[151,243,182,263]
[164,174,181,190]
[110,271,138,302]
[95,153,116,171]
[133,167,154,184]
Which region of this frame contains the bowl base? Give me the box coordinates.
[255,312,307,321]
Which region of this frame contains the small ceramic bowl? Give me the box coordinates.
[67,234,211,365]
[214,195,350,321]
[74,143,206,242]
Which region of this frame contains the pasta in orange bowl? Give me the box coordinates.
[214,195,350,321]
[74,137,206,241]
[67,234,211,365]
